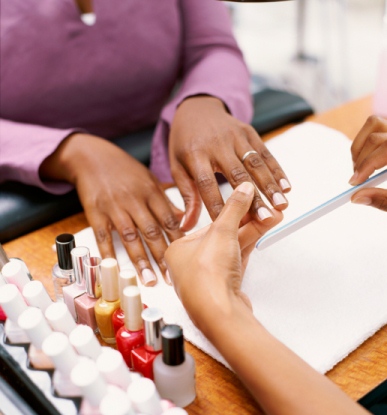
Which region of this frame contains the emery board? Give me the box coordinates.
[256,168,387,251]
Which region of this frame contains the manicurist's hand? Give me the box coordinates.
[169,95,291,232]
[350,115,387,212]
[40,133,184,286]
[165,183,369,415]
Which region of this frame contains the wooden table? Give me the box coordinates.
[4,96,384,414]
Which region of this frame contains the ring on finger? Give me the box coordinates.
[241,150,258,163]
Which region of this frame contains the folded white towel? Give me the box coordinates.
[74,122,387,374]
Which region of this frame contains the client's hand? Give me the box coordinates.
[40,133,184,286]
[165,181,282,333]
[169,96,290,232]
[350,115,387,211]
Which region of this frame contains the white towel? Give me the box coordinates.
[74,122,387,374]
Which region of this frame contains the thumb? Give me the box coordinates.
[215,182,255,234]
[351,188,387,212]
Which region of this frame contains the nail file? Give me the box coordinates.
[256,168,387,251]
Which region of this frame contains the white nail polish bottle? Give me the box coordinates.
[100,385,136,415]
[1,260,31,291]
[69,324,103,361]
[153,325,196,407]
[45,302,77,336]
[22,280,53,313]
[0,243,33,280]
[127,377,163,415]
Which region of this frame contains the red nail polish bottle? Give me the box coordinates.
[112,268,138,334]
[131,307,163,379]
[116,286,145,369]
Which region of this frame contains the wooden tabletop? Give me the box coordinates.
[4,96,384,414]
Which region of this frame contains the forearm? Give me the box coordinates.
[204,304,369,415]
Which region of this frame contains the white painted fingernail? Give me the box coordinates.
[165,270,172,285]
[273,192,287,206]
[257,207,273,221]
[279,178,291,191]
[81,13,96,26]
[352,196,372,206]
[179,215,186,229]
[142,269,156,285]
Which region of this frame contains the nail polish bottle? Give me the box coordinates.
[62,246,89,321]
[131,307,164,379]
[22,280,53,313]
[153,325,196,407]
[1,260,31,291]
[116,286,145,369]
[41,331,83,398]
[127,377,163,415]
[45,302,77,336]
[0,274,7,321]
[69,324,103,361]
[0,243,33,280]
[94,258,121,344]
[0,284,30,344]
[112,267,138,334]
[17,307,54,371]
[96,347,133,391]
[100,385,136,415]
[52,233,76,301]
[74,256,102,332]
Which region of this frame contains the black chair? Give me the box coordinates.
[0,87,314,243]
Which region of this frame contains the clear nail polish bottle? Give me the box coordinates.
[0,243,33,280]
[153,325,196,407]
[22,280,53,313]
[74,256,102,332]
[1,260,31,291]
[45,302,77,336]
[63,246,89,321]
[112,268,138,335]
[127,377,163,415]
[94,258,121,344]
[116,286,145,368]
[0,284,30,344]
[131,307,164,379]
[69,324,103,361]
[52,233,76,301]
[17,307,54,371]
[41,331,83,398]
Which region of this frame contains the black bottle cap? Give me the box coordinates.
[55,234,75,270]
[161,324,185,366]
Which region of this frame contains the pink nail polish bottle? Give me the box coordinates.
[74,256,102,332]
[116,286,145,369]
[94,258,121,344]
[131,307,164,379]
[112,267,138,335]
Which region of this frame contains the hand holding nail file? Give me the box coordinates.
[256,168,387,250]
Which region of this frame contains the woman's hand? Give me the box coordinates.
[169,96,291,232]
[350,115,387,212]
[40,133,184,286]
[165,181,283,333]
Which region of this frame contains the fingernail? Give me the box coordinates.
[352,196,372,206]
[273,192,287,206]
[142,269,157,286]
[279,178,291,191]
[257,207,273,221]
[179,215,186,229]
[165,270,172,286]
[80,12,96,26]
[237,182,254,196]
[349,171,359,185]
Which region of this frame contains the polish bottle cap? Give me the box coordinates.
[161,409,188,415]
[96,347,132,390]
[22,280,52,312]
[142,307,164,352]
[1,260,30,290]
[18,307,52,350]
[71,358,107,407]
[45,302,76,335]
[122,286,143,331]
[161,325,185,366]
[0,284,28,322]
[69,324,102,361]
[100,385,135,415]
[119,268,138,305]
[127,378,162,415]
[56,233,75,270]
[71,246,89,286]
[83,257,102,298]
[101,258,119,302]
[0,243,10,269]
[42,332,79,375]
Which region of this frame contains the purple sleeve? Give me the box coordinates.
[0,118,80,194]
[150,0,253,183]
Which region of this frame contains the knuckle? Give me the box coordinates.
[143,223,162,240]
[229,166,250,184]
[245,155,264,169]
[210,202,224,218]
[376,197,387,212]
[196,174,215,192]
[368,133,381,145]
[120,227,139,243]
[260,148,273,161]
[163,214,180,231]
[366,115,383,127]
[95,228,111,244]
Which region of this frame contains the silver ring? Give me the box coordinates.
[241,150,258,163]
